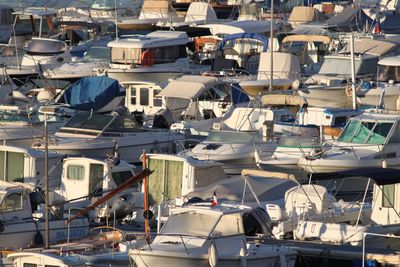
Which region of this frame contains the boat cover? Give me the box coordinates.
[324,6,373,32]
[185,2,217,22]
[380,13,400,34]
[257,52,301,80]
[219,33,268,51]
[288,6,324,25]
[339,39,397,56]
[63,76,125,111]
[158,75,219,99]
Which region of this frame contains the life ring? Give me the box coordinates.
[141,50,155,67]
[345,85,353,97]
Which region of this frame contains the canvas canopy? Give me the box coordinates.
[288,6,323,25]
[198,20,279,35]
[185,2,217,22]
[185,175,297,203]
[324,6,373,32]
[282,34,331,44]
[219,33,269,51]
[339,38,397,56]
[257,52,301,80]
[261,94,307,107]
[158,75,219,99]
[63,76,124,111]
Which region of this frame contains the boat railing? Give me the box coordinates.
[320,142,384,160]
[256,70,302,81]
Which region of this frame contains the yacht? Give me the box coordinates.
[105,31,197,83]
[129,205,298,267]
[32,111,183,163]
[298,111,400,173]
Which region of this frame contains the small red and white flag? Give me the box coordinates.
[211,192,218,207]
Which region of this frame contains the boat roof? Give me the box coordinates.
[170,204,252,216]
[7,252,85,265]
[282,34,332,44]
[158,75,219,99]
[107,31,189,49]
[352,112,400,122]
[378,55,400,66]
[0,144,61,158]
[13,7,57,17]
[198,20,278,35]
[338,38,397,56]
[147,153,222,167]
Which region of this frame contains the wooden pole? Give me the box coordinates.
[66,168,153,224]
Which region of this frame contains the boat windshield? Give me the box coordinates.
[337,120,393,144]
[0,109,39,123]
[206,131,260,143]
[84,47,110,61]
[319,57,375,76]
[376,64,400,82]
[160,211,220,237]
[62,112,139,132]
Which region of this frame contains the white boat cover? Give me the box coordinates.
[339,39,397,56]
[158,75,219,99]
[257,52,301,80]
[288,6,323,25]
[261,94,307,107]
[184,2,217,22]
[198,20,279,35]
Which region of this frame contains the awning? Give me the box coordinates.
[158,75,219,99]
[339,38,397,56]
[282,34,331,44]
[261,94,307,107]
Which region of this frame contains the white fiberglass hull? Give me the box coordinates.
[105,68,189,83]
[131,250,297,267]
[297,87,352,109]
[41,131,183,163]
[0,218,89,249]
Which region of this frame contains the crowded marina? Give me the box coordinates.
[1,0,400,266]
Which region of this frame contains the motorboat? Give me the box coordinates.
[357,55,400,110]
[32,111,183,163]
[1,38,72,85]
[7,252,86,267]
[104,31,196,83]
[298,111,400,173]
[129,205,298,267]
[0,180,89,249]
[298,38,398,108]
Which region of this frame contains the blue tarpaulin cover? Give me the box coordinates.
[64,76,125,111]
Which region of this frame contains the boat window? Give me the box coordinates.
[376,64,400,82]
[23,264,37,267]
[63,112,114,132]
[193,166,226,188]
[105,116,139,132]
[152,45,187,64]
[334,116,348,126]
[160,211,220,237]
[67,165,85,181]
[243,212,264,236]
[84,47,110,61]
[44,265,60,267]
[153,89,162,107]
[140,88,149,106]
[0,192,24,212]
[130,87,137,105]
[112,170,134,187]
[89,164,104,194]
[388,123,400,143]
[382,184,395,208]
[111,47,141,64]
[212,214,243,236]
[337,120,392,144]
[0,151,25,182]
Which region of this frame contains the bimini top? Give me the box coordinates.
[339,38,397,57]
[158,75,219,99]
[378,55,400,66]
[107,31,189,49]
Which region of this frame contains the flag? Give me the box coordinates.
[211,192,218,207]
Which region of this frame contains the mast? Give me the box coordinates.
[269,0,274,92]
[350,34,357,110]
[44,114,49,248]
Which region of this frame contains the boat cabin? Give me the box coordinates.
[108,31,189,68]
[8,252,86,267]
[336,113,400,146]
[0,145,62,188]
[0,181,33,222]
[146,154,226,205]
[376,56,400,83]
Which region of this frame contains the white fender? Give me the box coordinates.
[208,241,219,267]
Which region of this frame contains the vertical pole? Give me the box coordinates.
[350,34,357,110]
[269,0,274,92]
[142,151,149,241]
[13,15,20,70]
[115,0,119,40]
[45,114,49,248]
